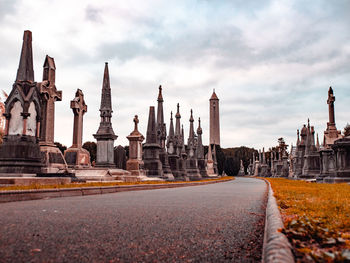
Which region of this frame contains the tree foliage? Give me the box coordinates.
[83,141,97,162]
[343,123,350,137]
[222,146,258,176]
[54,142,67,154]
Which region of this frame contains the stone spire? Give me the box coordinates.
[146,106,157,144]
[262,147,266,164]
[316,133,320,150]
[93,63,117,167]
[156,85,167,148]
[95,62,116,137]
[188,109,195,140]
[166,111,175,155]
[181,124,186,155]
[297,129,300,146]
[197,118,204,159]
[16,30,34,83]
[168,111,174,139]
[175,103,181,137]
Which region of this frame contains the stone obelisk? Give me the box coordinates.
[185,110,201,180]
[156,86,174,180]
[196,118,208,177]
[38,55,68,172]
[143,106,163,177]
[64,89,91,168]
[0,30,43,174]
[167,112,181,178]
[93,62,117,167]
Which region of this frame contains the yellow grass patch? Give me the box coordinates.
[266,178,350,261]
[0,176,234,191]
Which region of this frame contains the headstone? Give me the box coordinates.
[64,89,91,168]
[126,115,145,176]
[174,104,187,180]
[114,145,126,170]
[0,31,43,174]
[38,55,67,173]
[238,159,245,176]
[93,62,117,167]
[301,121,320,179]
[167,111,181,178]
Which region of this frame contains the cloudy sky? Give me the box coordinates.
[0,0,349,150]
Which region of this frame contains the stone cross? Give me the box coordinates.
[71,89,87,148]
[39,56,62,145]
[133,115,139,132]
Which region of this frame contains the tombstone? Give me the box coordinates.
[328,137,350,182]
[38,55,67,173]
[319,87,342,181]
[143,106,163,178]
[64,89,91,168]
[238,159,245,176]
[93,63,117,167]
[260,148,268,177]
[0,31,43,174]
[185,110,201,180]
[301,121,320,179]
[156,86,174,180]
[114,145,126,170]
[126,115,145,176]
[196,118,208,177]
[173,104,187,180]
[167,111,181,178]
[206,144,217,177]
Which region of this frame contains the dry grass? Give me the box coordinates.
[266,178,350,261]
[0,176,234,191]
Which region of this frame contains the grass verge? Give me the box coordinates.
[266,178,350,262]
[0,176,234,192]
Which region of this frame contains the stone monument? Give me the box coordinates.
[38,55,67,173]
[114,145,126,170]
[93,63,117,167]
[0,30,43,174]
[196,118,208,177]
[301,120,320,179]
[156,86,173,180]
[319,87,342,180]
[143,106,163,178]
[238,159,245,176]
[126,115,145,176]
[167,111,181,178]
[185,110,201,180]
[64,89,91,168]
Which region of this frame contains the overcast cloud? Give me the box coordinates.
[0,0,349,150]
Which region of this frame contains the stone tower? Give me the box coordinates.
[93,62,117,167]
[156,86,173,180]
[143,106,163,177]
[209,90,220,146]
[0,31,43,174]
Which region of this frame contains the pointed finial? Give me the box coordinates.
[170,111,173,120]
[157,85,163,102]
[198,117,201,127]
[189,109,194,122]
[16,30,34,82]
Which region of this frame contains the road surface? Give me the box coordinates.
[0,177,267,262]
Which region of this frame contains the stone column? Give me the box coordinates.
[126,115,145,176]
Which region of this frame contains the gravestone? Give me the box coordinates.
[114,145,126,170]
[64,89,91,168]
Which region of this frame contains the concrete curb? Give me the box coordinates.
[261,179,295,263]
[0,178,233,203]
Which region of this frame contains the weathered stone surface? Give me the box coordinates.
[64,89,91,168]
[209,90,220,146]
[143,106,163,178]
[0,31,43,174]
[185,110,201,180]
[93,63,117,167]
[114,145,126,170]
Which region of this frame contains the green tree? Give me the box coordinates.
[343,123,350,137]
[83,141,97,162]
[54,142,67,154]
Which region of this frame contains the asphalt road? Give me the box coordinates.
[0,177,267,262]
